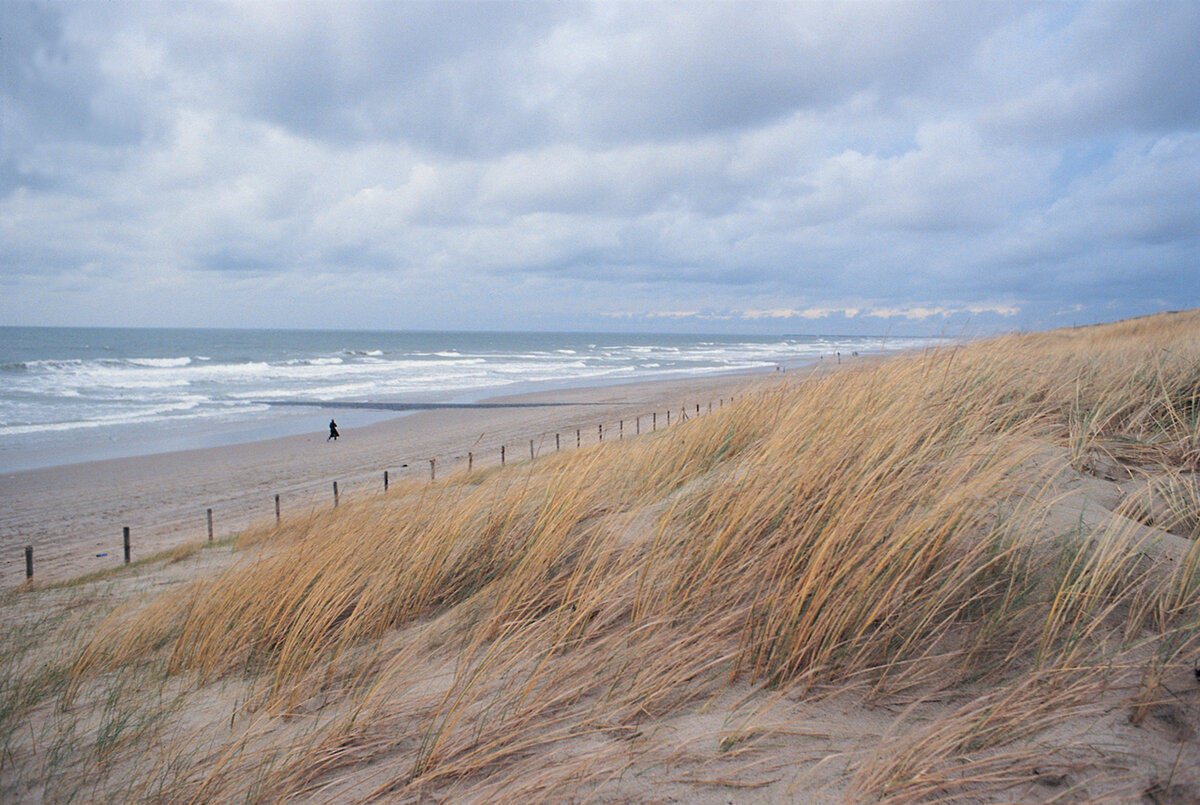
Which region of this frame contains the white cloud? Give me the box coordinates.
[866,304,1021,321]
[741,307,862,320]
[1,1,1196,333]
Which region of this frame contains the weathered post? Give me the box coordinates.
[207,508,214,542]
[556,433,560,451]
[576,429,581,448]
[384,470,389,491]
[696,404,700,415]
[275,494,281,521]
[530,439,535,460]
[333,481,339,507]
[468,452,474,472]
[25,546,33,580]
[501,445,506,466]
[652,412,657,431]
[619,420,623,439]
[599,423,603,441]
[666,410,671,426]
[430,458,436,481]
[123,526,131,565]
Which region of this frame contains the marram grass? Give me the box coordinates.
[4,309,1199,802]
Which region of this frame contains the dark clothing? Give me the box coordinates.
[328,419,339,441]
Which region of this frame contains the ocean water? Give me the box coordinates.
[0,327,931,472]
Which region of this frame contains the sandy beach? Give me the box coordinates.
[3,313,1199,804]
[1,370,775,586]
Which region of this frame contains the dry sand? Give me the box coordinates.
[1,370,780,586]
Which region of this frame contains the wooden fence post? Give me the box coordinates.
[636,416,640,435]
[530,439,535,460]
[430,458,436,481]
[468,452,474,472]
[384,470,389,491]
[619,420,623,439]
[556,433,560,451]
[275,494,281,522]
[652,412,656,431]
[333,481,339,507]
[599,423,603,441]
[25,546,33,580]
[501,445,506,466]
[123,526,131,565]
[576,429,581,448]
[207,508,214,542]
[666,410,670,426]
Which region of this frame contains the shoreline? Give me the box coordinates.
[3,326,902,475]
[0,365,802,475]
[2,366,809,586]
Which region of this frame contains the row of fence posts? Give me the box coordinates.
[19,396,734,582]
[23,507,218,580]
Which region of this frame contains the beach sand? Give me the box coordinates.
[1,370,781,586]
[4,313,1199,803]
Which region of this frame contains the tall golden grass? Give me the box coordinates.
[4,309,1199,802]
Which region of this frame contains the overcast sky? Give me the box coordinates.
[2,1,1197,336]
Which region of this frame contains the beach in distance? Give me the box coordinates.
[1,369,775,584]
[1,326,891,584]
[0,326,923,472]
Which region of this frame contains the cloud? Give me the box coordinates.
[865,304,1021,321]
[611,310,703,320]
[1,1,1197,334]
[606,303,1018,327]
[742,307,861,321]
[977,3,1200,141]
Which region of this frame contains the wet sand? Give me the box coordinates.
[1,370,780,586]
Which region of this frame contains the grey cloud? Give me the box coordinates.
[152,1,575,154]
[67,1,1021,156]
[0,2,140,194]
[546,2,1019,147]
[1064,3,1200,133]
[2,1,1197,334]
[978,3,1200,142]
[1008,134,1200,269]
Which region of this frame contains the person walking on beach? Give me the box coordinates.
[328,419,339,441]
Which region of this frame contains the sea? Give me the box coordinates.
[0,327,933,472]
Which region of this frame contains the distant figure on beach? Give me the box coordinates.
[328,419,339,441]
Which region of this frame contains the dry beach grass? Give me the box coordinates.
[3,310,1199,802]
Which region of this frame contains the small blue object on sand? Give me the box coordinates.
[96,553,107,557]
